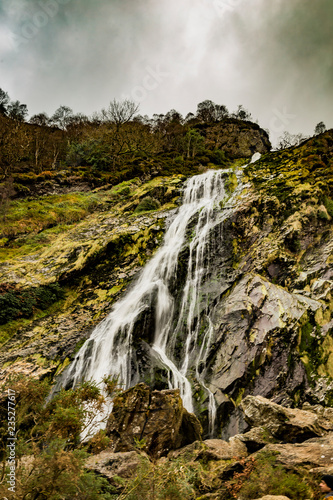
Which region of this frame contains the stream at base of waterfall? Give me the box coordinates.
[55,159,257,437]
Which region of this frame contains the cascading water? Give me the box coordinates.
[56,165,247,435]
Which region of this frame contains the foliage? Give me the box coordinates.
[116,455,200,500]
[134,196,161,213]
[0,376,116,499]
[0,191,100,239]
[226,452,312,499]
[0,88,266,188]
[0,283,65,325]
[314,121,326,135]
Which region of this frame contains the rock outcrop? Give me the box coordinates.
[106,383,202,457]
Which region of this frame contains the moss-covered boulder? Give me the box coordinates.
[106,383,202,457]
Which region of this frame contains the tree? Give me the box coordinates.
[196,100,217,123]
[7,100,28,121]
[278,131,308,149]
[182,129,205,158]
[233,104,252,121]
[215,104,229,120]
[164,109,183,124]
[196,100,229,123]
[314,121,326,135]
[101,99,139,131]
[51,105,74,130]
[0,88,9,115]
[30,112,50,127]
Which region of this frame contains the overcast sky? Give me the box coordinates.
[0,0,332,145]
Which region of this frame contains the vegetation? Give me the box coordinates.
[0,375,120,499]
[226,452,313,499]
[0,375,321,499]
[0,283,65,325]
[0,89,268,196]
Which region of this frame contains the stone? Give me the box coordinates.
[234,426,279,453]
[254,496,290,500]
[106,383,202,457]
[85,450,141,482]
[240,395,333,442]
[169,437,247,461]
[256,432,333,469]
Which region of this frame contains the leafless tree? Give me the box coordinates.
[101,99,139,130]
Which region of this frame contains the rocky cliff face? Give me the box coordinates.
[1,130,332,443]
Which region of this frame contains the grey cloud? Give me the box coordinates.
[0,0,331,144]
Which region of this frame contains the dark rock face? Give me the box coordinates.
[204,119,271,158]
[106,383,202,457]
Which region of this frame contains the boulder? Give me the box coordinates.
[234,426,280,453]
[240,395,333,442]
[254,496,290,500]
[106,383,202,457]
[169,437,247,461]
[85,450,141,482]
[255,432,333,469]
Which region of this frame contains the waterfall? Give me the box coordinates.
[57,165,245,435]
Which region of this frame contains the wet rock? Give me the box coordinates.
[106,383,202,457]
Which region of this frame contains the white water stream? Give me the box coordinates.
[58,164,250,435]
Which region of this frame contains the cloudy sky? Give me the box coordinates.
[0,0,332,145]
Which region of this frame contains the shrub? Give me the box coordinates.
[116,455,199,500]
[227,452,312,499]
[208,149,227,165]
[134,196,161,213]
[0,376,116,499]
[0,283,65,325]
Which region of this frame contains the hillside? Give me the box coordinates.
[1,121,333,499]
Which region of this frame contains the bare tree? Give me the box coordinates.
[278,131,308,149]
[101,99,139,130]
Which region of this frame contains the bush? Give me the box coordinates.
[227,452,312,499]
[208,149,227,165]
[134,196,161,213]
[116,455,199,500]
[0,283,65,325]
[0,376,116,499]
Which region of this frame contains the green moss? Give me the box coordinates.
[225,171,238,193]
[324,196,333,217]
